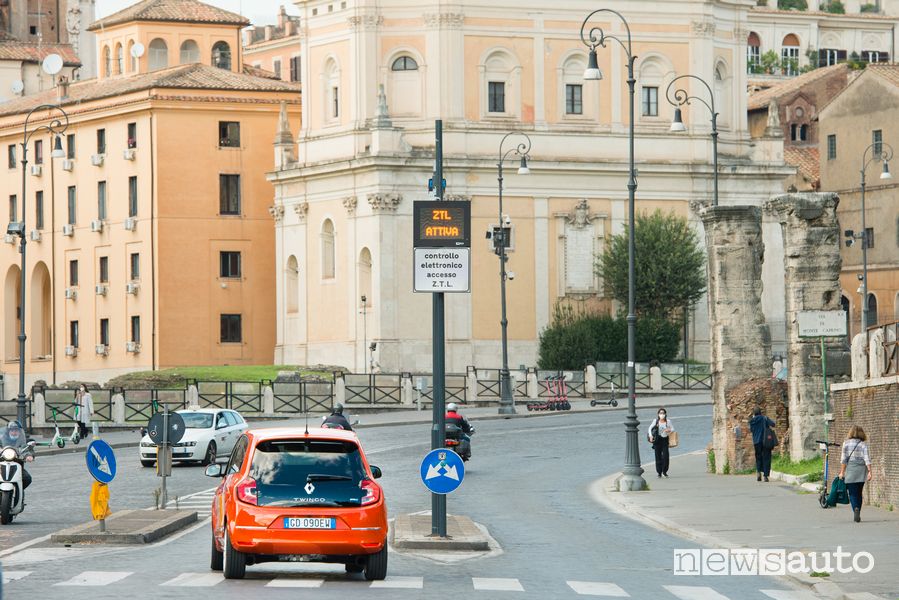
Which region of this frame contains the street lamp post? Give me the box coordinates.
[580,8,646,491]
[14,104,68,429]
[666,74,719,206]
[495,132,531,416]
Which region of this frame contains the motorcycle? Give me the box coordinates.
[0,434,36,525]
[444,423,474,461]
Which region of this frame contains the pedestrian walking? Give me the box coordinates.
[648,408,674,478]
[74,384,93,439]
[838,425,872,523]
[749,407,775,482]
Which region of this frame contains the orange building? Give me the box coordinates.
[0,0,300,391]
[242,6,302,84]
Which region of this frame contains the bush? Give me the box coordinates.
[860,2,879,12]
[778,0,807,9]
[821,0,845,13]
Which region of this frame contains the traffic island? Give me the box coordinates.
[50,509,197,544]
[391,513,489,551]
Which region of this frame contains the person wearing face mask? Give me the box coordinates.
[648,408,674,478]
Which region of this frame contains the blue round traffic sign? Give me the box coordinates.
[420,448,465,494]
[86,440,117,484]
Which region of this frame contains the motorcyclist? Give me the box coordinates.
[322,403,353,431]
[0,421,32,489]
[445,403,473,458]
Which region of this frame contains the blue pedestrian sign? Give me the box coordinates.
[420,448,465,495]
[86,440,117,484]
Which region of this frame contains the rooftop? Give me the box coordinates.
[748,64,849,111]
[784,145,820,188]
[0,40,81,65]
[750,6,897,20]
[88,0,250,31]
[865,62,899,88]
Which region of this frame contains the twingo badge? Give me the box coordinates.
[413,201,471,248]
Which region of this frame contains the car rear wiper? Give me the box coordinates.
[306,474,353,482]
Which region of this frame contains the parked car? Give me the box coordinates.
[206,427,388,580]
[139,409,248,467]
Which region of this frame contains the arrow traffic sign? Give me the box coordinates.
[420,448,465,495]
[85,440,117,484]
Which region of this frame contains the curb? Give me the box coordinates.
[49,509,198,544]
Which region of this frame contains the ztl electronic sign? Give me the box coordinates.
[413,201,471,248]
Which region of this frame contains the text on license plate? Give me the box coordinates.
[284,517,335,529]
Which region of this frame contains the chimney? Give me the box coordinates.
[264,25,274,41]
[278,5,288,29]
[56,75,70,101]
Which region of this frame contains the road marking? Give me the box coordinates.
[845,594,888,600]
[472,577,524,591]
[567,581,630,596]
[265,578,325,588]
[664,586,731,600]
[148,517,211,548]
[54,571,132,586]
[761,591,820,600]
[161,572,224,587]
[0,534,50,559]
[2,571,30,583]
[370,576,424,589]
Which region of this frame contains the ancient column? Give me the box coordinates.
[765,193,842,460]
[700,206,771,473]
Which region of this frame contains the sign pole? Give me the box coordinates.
[431,119,447,538]
[821,335,829,443]
[161,403,168,510]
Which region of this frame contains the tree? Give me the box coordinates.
[760,50,780,75]
[596,210,706,320]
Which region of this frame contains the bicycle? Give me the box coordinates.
[815,439,841,509]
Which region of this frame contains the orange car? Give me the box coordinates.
[206,427,388,580]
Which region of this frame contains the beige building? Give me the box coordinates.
[269,0,793,373]
[0,0,301,392]
[243,5,302,83]
[818,64,899,336]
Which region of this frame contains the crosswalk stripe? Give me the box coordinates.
[567,581,630,596]
[161,573,224,587]
[664,586,731,600]
[54,571,132,586]
[472,577,524,592]
[370,576,424,589]
[265,578,325,588]
[2,571,30,584]
[845,594,889,600]
[761,590,821,600]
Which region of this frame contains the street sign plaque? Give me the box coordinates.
[85,440,117,484]
[797,310,847,338]
[413,247,470,293]
[419,448,465,495]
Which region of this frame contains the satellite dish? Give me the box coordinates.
[42,53,64,76]
[11,80,24,95]
[131,43,145,58]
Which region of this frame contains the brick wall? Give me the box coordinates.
[828,383,899,508]
[724,378,790,472]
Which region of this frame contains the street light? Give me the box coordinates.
[14,104,69,430]
[495,132,531,416]
[666,74,719,206]
[580,8,646,491]
[855,141,893,334]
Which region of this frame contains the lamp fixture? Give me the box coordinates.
[669,108,687,133]
[583,49,602,81]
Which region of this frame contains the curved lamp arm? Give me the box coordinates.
[497,131,532,168]
[665,74,716,118]
[861,141,893,176]
[23,104,69,148]
[579,8,633,61]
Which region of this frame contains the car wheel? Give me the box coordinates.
[345,562,364,574]
[202,442,217,466]
[210,530,223,571]
[222,525,246,579]
[140,459,155,468]
[363,544,388,581]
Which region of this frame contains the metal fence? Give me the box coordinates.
[594,362,652,390]
[34,386,115,423]
[416,374,467,405]
[122,389,187,423]
[660,363,712,390]
[272,379,335,413]
[344,373,403,405]
[470,368,528,398]
[536,370,587,398]
[877,320,899,377]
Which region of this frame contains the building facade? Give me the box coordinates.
[269,0,793,373]
[0,0,301,392]
[243,5,302,83]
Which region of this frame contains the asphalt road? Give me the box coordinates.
[1,405,827,599]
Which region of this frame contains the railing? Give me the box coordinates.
[36,386,114,423]
[272,379,335,413]
[660,364,713,390]
[470,367,527,398]
[595,363,651,390]
[122,389,187,423]
[344,373,403,405]
[417,374,467,405]
[0,398,31,430]
[536,371,587,398]
[880,320,899,377]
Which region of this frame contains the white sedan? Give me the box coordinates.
[139,408,248,467]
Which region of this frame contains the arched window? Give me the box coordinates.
[149,38,169,71]
[560,55,589,118]
[286,255,299,313]
[212,41,231,70]
[714,62,730,127]
[115,43,124,74]
[867,293,878,326]
[4,265,21,360]
[841,295,851,339]
[747,32,761,73]
[894,292,899,320]
[391,56,418,71]
[321,219,336,279]
[127,40,137,72]
[800,124,808,141]
[180,40,200,64]
[637,55,674,121]
[782,34,800,76]
[358,248,372,307]
[30,262,51,357]
[481,49,521,118]
[103,46,111,77]
[324,58,340,121]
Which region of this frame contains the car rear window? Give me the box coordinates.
[180,413,213,429]
[250,439,367,507]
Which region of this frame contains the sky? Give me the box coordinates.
[95,0,300,28]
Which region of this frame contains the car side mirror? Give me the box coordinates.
[370,465,382,479]
[205,463,226,478]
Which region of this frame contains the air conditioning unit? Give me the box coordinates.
[123,149,136,161]
[90,154,104,166]
[95,344,108,356]
[126,341,140,353]
[95,284,107,296]
[62,224,74,236]
[3,234,14,244]
[123,218,136,231]
[90,220,103,232]
[65,345,77,357]
[64,287,77,300]
[29,229,41,242]
[62,159,74,171]
[30,164,42,176]
[126,282,139,294]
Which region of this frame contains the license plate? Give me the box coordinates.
[174,448,190,454]
[284,517,335,529]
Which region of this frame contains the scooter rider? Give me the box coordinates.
[322,403,353,431]
[0,421,32,489]
[445,403,473,457]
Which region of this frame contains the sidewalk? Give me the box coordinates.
[593,451,899,600]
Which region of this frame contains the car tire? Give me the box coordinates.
[140,459,155,468]
[210,530,224,571]
[202,442,217,467]
[345,562,364,574]
[222,525,246,579]
[363,544,388,581]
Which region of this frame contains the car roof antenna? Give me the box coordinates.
[304,410,309,435]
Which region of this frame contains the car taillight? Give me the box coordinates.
[236,477,258,506]
[360,479,380,506]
